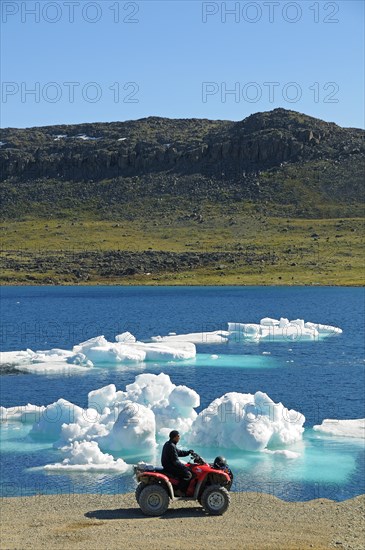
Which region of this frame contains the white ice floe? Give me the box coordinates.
[0,403,46,423]
[74,337,195,364]
[74,336,146,364]
[115,331,136,343]
[29,399,86,441]
[228,318,342,342]
[0,348,92,374]
[44,441,130,472]
[313,419,365,439]
[188,391,305,452]
[0,333,196,373]
[73,334,196,364]
[0,318,340,374]
[150,330,230,345]
[99,402,157,452]
[4,373,308,472]
[88,373,200,440]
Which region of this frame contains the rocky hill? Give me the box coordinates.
[1,109,364,219]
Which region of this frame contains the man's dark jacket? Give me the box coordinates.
[161,440,190,472]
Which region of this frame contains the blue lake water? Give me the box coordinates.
[0,286,364,501]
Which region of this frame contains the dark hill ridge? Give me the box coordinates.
[1,109,364,219]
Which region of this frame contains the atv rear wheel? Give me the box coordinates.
[139,484,170,516]
[135,482,146,504]
[201,484,230,515]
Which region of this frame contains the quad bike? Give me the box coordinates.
[133,452,233,516]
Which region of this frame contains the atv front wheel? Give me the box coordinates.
[139,484,170,516]
[135,482,146,504]
[201,484,230,515]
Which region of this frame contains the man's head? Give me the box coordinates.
[169,430,180,443]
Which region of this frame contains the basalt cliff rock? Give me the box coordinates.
[1,109,364,218]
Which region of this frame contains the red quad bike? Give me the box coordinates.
[134,452,233,516]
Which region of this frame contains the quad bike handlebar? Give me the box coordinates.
[189,451,206,465]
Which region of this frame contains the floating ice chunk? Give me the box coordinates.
[228,318,341,342]
[100,402,156,452]
[0,404,46,423]
[1,333,195,372]
[87,374,200,442]
[73,336,110,353]
[228,323,260,340]
[29,399,86,441]
[0,347,92,374]
[123,373,199,437]
[290,319,305,329]
[31,349,75,361]
[169,385,200,410]
[189,391,305,452]
[0,350,35,366]
[125,373,175,408]
[57,416,110,447]
[74,335,195,363]
[313,419,365,439]
[15,362,90,374]
[88,384,120,412]
[74,336,146,363]
[154,385,199,437]
[260,318,280,326]
[115,332,136,343]
[44,441,130,472]
[305,322,343,336]
[133,341,196,361]
[150,331,229,345]
[86,345,141,364]
[66,353,93,367]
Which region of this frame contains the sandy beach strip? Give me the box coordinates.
[1,492,364,550]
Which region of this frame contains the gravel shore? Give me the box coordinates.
[1,492,364,550]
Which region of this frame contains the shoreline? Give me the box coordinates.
[1,492,364,549]
[1,282,363,287]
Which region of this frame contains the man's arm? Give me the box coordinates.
[177,449,190,458]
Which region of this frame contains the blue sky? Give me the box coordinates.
[1,0,364,128]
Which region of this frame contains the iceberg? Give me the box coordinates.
[44,441,131,472]
[29,399,87,441]
[99,402,157,452]
[0,318,341,374]
[0,333,196,373]
[0,348,92,374]
[0,403,46,423]
[88,373,200,440]
[313,419,365,439]
[228,318,342,342]
[1,372,308,473]
[150,330,230,344]
[188,391,305,452]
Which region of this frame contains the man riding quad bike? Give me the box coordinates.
[134,431,233,516]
